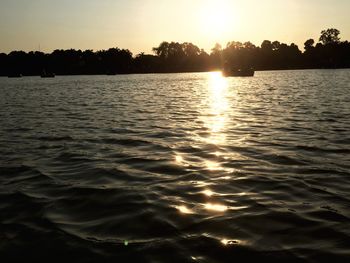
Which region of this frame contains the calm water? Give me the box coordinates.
[1,70,350,262]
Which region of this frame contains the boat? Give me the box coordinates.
[223,68,254,77]
[41,70,55,78]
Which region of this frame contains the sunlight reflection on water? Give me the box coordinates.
[175,72,233,217]
[202,72,229,146]
[175,205,194,214]
[199,72,232,173]
[204,203,228,212]
[221,239,241,246]
[175,155,184,163]
[2,70,349,262]
[202,189,214,197]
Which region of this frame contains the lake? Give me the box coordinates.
[0,70,350,262]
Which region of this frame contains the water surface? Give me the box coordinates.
[1,70,350,262]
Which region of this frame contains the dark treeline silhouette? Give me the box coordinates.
[1,28,350,76]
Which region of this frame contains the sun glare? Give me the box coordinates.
[176,205,194,214]
[198,0,238,41]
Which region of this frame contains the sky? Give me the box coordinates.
[0,0,349,55]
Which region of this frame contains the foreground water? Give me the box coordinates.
[0,70,350,262]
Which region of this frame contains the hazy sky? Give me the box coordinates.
[0,0,349,54]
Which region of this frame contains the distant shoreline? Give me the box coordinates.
[2,67,350,78]
[1,28,349,77]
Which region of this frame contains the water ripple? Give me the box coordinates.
[1,70,350,262]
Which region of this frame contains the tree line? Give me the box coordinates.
[0,28,349,76]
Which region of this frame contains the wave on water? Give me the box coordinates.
[1,70,350,262]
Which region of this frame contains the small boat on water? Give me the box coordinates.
[223,68,255,77]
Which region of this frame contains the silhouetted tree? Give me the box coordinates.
[151,41,209,72]
[261,40,273,51]
[209,43,223,70]
[0,28,349,77]
[152,42,170,59]
[133,53,161,73]
[272,41,281,51]
[304,39,315,51]
[319,28,340,45]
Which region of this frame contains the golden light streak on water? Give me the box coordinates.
[202,189,214,196]
[204,160,221,170]
[221,239,240,246]
[175,205,194,214]
[204,203,228,212]
[199,72,231,170]
[175,155,184,163]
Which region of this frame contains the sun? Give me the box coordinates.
[198,0,238,41]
